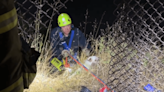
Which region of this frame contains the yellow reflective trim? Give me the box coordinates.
[0,8,17,23]
[0,76,23,92]
[16,87,24,92]
[0,16,18,34]
[23,73,36,88]
[0,14,17,28]
[23,73,36,81]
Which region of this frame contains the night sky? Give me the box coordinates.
[53,0,117,36]
[16,0,117,36]
[55,0,117,27]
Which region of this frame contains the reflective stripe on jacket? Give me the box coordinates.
[0,0,40,92]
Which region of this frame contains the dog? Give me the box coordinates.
[83,56,100,69]
[67,56,100,78]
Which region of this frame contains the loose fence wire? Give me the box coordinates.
[107,0,164,91]
[15,0,164,92]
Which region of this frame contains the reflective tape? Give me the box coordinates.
[0,8,18,34]
[23,73,36,88]
[0,77,23,92]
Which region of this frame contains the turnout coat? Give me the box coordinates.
[0,0,40,92]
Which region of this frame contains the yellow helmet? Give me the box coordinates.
[58,13,72,27]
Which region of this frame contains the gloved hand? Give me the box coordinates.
[82,48,90,56]
[61,50,70,58]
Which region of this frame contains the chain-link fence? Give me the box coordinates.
[106,0,164,91]
[15,0,72,52]
[15,0,164,91]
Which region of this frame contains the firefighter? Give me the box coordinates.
[50,13,91,71]
[0,0,40,92]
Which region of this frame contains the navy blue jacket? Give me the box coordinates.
[50,24,91,60]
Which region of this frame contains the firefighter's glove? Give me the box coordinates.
[62,50,70,58]
[82,48,90,56]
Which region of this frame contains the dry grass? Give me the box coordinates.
[17,0,164,91]
[23,35,113,92]
[17,0,114,91]
[22,25,164,92]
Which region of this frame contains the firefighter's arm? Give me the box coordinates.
[0,0,39,92]
[0,0,23,92]
[0,0,17,34]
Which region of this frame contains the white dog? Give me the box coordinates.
[67,56,100,78]
[82,56,99,69]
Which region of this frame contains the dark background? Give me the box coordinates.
[54,0,117,34]
[56,0,117,26]
[15,0,117,37]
